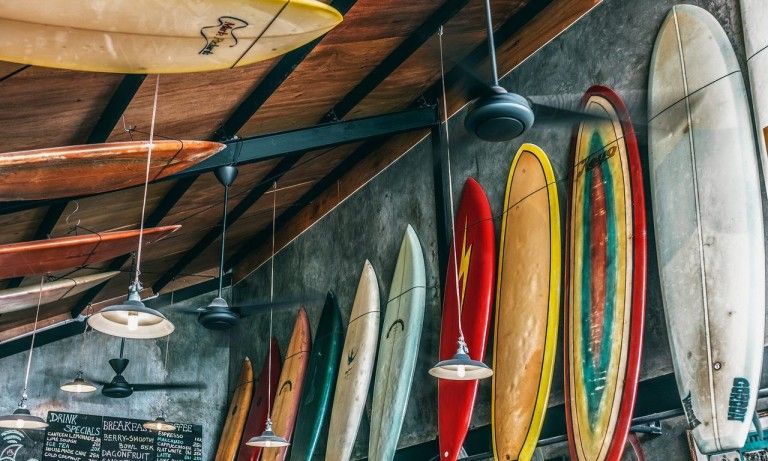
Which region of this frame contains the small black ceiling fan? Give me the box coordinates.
[91,338,204,399]
[461,0,617,141]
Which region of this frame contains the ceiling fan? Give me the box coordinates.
[461,0,617,141]
[91,338,204,399]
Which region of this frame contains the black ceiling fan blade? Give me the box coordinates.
[233,298,320,316]
[131,382,206,391]
[530,101,612,126]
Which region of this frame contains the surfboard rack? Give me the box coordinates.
[629,421,663,436]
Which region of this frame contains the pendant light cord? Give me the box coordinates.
[267,182,277,421]
[77,305,92,372]
[21,276,46,405]
[483,0,499,86]
[439,26,465,342]
[218,183,230,297]
[135,75,161,286]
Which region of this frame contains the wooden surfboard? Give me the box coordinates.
[649,5,765,454]
[237,338,281,461]
[0,0,343,74]
[492,144,560,461]
[438,178,495,461]
[215,357,254,461]
[289,292,344,461]
[0,140,224,201]
[0,225,180,280]
[741,0,768,194]
[564,85,646,461]
[369,225,426,461]
[262,308,311,461]
[0,271,120,314]
[325,260,381,461]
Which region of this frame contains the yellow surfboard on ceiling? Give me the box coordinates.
[0,0,343,74]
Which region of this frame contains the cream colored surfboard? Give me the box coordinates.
[0,271,120,315]
[649,5,765,455]
[492,144,560,461]
[325,260,381,461]
[0,0,342,74]
[742,0,768,194]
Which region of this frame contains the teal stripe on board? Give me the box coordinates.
[577,131,620,429]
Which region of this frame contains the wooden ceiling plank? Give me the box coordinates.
[323,0,471,122]
[213,0,359,141]
[233,0,603,281]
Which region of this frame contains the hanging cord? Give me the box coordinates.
[439,26,465,343]
[77,305,92,373]
[483,0,499,86]
[20,276,46,407]
[266,182,277,422]
[134,75,161,286]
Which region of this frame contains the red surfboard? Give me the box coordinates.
[438,178,496,461]
[237,338,282,461]
[563,85,646,461]
[0,225,180,279]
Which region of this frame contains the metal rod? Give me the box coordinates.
[218,184,229,297]
[483,0,499,86]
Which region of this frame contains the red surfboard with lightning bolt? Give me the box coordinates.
[438,177,496,461]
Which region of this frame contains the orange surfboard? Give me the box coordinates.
[0,140,224,201]
[262,308,311,461]
[0,226,180,279]
[215,357,254,461]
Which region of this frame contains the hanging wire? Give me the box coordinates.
[77,304,92,371]
[134,75,161,285]
[438,25,465,341]
[267,181,278,420]
[21,276,46,404]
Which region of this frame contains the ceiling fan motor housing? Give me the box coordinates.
[464,87,534,142]
[197,297,240,330]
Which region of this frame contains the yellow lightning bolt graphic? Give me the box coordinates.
[457,217,472,314]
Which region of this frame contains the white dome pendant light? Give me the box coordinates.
[88,75,174,339]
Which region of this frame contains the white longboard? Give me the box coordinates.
[0,0,342,74]
[648,5,765,454]
[325,260,381,461]
[368,225,426,461]
[741,0,768,194]
[0,271,120,314]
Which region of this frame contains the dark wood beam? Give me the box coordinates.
[5,75,146,289]
[151,0,472,293]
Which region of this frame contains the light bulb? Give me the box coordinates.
[265,441,273,448]
[127,312,139,331]
[15,418,23,429]
[456,364,466,378]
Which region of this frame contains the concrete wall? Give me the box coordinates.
[0,292,230,460]
[232,0,766,459]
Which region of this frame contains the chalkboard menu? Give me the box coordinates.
[42,412,202,461]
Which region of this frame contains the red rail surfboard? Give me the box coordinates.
[438,177,496,461]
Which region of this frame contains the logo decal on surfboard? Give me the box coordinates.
[279,380,293,396]
[347,348,357,366]
[727,377,750,422]
[386,319,405,338]
[683,392,702,429]
[457,219,472,314]
[199,16,249,55]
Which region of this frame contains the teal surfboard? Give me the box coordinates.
[289,291,344,460]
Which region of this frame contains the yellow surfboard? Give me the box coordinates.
[0,0,342,74]
[492,144,561,461]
